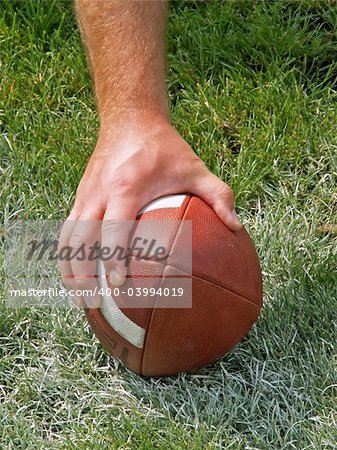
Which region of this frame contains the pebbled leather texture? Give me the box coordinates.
[142,266,261,376]
[86,194,263,377]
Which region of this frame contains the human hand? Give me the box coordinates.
[59,110,242,308]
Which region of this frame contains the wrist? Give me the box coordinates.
[99,106,170,134]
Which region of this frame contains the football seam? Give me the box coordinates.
[168,194,262,307]
[140,194,192,374]
[141,192,262,374]
[141,266,261,376]
[91,193,261,375]
[162,263,263,309]
[95,194,191,373]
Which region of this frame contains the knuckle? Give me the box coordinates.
[59,220,73,243]
[69,225,91,248]
[214,182,233,201]
[111,175,133,193]
[69,233,85,249]
[74,187,85,206]
[184,157,206,178]
[102,220,122,235]
[61,276,75,291]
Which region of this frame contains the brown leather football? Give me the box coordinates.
[85,194,263,376]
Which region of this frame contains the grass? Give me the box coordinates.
[1,0,336,448]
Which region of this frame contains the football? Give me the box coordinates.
[86,194,263,376]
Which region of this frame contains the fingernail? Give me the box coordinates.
[109,268,125,286]
[84,295,101,309]
[231,210,242,228]
[73,296,84,308]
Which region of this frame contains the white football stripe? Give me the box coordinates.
[138,194,186,215]
[97,260,145,349]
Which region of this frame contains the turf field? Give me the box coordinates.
[0,1,336,448]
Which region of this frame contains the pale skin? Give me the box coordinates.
[59,0,242,308]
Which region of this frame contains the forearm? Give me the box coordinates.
[75,0,169,123]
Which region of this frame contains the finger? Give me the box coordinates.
[101,199,139,287]
[187,168,242,231]
[69,211,103,308]
[58,213,84,307]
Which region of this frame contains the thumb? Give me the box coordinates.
[187,168,242,231]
